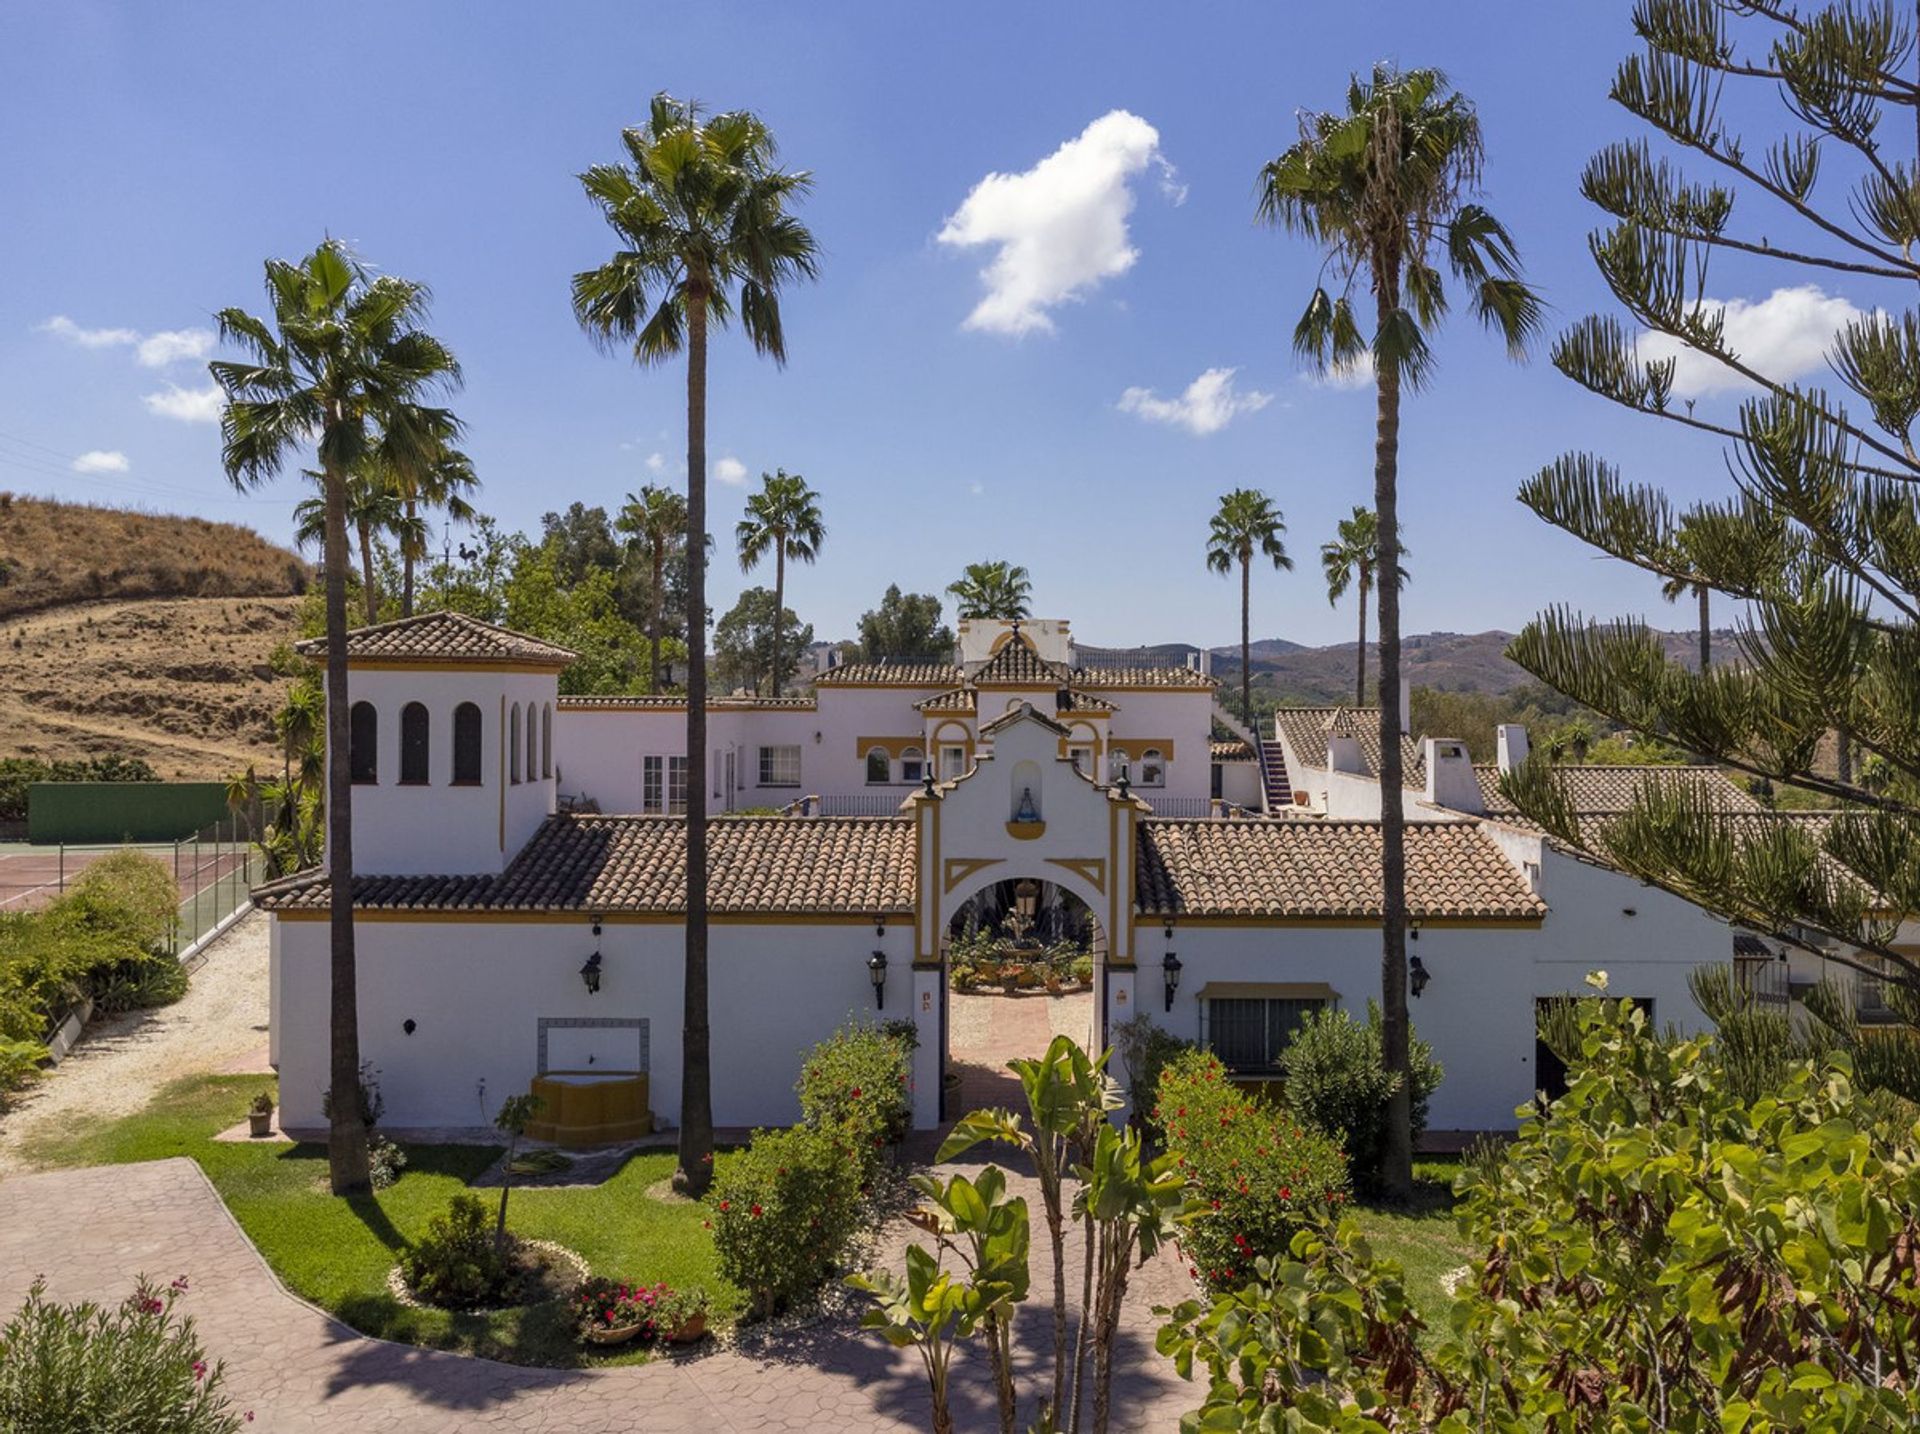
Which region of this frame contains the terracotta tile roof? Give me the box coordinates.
[557,695,816,711]
[1070,664,1216,689]
[1273,706,1426,786]
[973,637,1070,687]
[253,813,917,915]
[294,610,577,667]
[1135,819,1546,921]
[980,701,1071,737]
[1211,739,1254,762]
[1475,764,1761,819]
[815,661,966,687]
[1056,689,1118,714]
[913,687,977,713]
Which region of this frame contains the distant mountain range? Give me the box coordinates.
[1100,628,1717,706]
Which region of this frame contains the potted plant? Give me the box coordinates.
[248,1092,274,1138]
[657,1285,710,1345]
[573,1277,666,1347]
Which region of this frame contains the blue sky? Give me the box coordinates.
[0,3,1874,648]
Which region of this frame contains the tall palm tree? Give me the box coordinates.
[736,468,824,695]
[946,560,1032,621]
[1260,65,1541,1198]
[1320,506,1410,707]
[396,444,477,617]
[1205,489,1293,729]
[573,94,818,1197]
[616,483,689,693]
[1660,574,1711,674]
[210,239,461,1195]
[293,464,405,624]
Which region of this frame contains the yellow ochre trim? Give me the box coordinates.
[942,856,1004,895]
[1045,857,1107,895]
[349,659,570,674]
[1004,821,1046,841]
[857,736,929,760]
[275,909,907,926]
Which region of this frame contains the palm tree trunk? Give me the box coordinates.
[1356,570,1370,708]
[648,545,665,695]
[675,285,715,1198]
[1239,557,1252,729]
[322,461,370,1195]
[1372,278,1414,1202]
[355,516,378,625]
[1697,584,1710,672]
[402,498,418,618]
[771,540,786,698]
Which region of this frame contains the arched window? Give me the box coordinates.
[865,748,891,785]
[452,703,483,785]
[900,747,924,784]
[1139,747,1166,787]
[510,704,522,784]
[541,703,553,779]
[525,701,537,781]
[400,702,430,785]
[349,701,378,785]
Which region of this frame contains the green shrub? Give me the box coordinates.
[796,1020,913,1182]
[1278,1002,1441,1192]
[0,1275,243,1433]
[401,1194,511,1309]
[709,1124,862,1319]
[1113,1012,1194,1135]
[1156,1048,1348,1290]
[56,849,179,956]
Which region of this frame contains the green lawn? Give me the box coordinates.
[19,1075,740,1367]
[1342,1158,1476,1343]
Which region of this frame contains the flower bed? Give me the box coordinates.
[1155,1049,1349,1290]
[571,1278,711,1347]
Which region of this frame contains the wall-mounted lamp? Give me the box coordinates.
[581,916,604,994]
[868,950,889,1010]
[875,913,887,940]
[402,1018,417,1036]
[1409,919,1422,942]
[1014,879,1039,924]
[1162,950,1183,1012]
[1163,916,1175,942]
[1409,954,1431,999]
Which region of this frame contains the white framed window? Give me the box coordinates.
[865,748,891,785]
[667,755,689,814]
[900,747,925,784]
[940,745,967,779]
[1139,747,1166,787]
[643,755,664,813]
[759,744,801,787]
[1068,745,1093,774]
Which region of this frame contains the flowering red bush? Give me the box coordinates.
[1154,1049,1348,1291]
[795,1021,913,1183]
[709,1124,862,1319]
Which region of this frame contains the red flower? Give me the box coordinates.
[850,1087,863,1099]
[192,1360,207,1381]
[1280,1186,1292,1201]
[718,1200,731,1212]
[750,1203,763,1218]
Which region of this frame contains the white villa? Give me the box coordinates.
[259,607,1829,1144]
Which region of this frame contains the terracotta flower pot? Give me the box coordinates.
[584,1320,646,1347]
[664,1311,707,1345]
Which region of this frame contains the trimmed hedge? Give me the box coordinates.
[1156,1048,1349,1291]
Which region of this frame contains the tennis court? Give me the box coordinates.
[0,831,263,950]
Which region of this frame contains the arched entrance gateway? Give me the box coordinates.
[900,701,1144,1128]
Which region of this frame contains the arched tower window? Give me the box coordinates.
[400,702,430,785]
[525,701,537,781]
[452,703,482,785]
[349,701,378,785]
[510,704,522,784]
[541,703,553,779]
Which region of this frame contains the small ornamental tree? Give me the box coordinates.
[492,1092,542,1247]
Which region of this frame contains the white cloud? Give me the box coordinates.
[969,481,985,497]
[937,110,1172,336]
[39,315,139,350]
[713,456,748,486]
[1302,352,1376,391]
[142,383,224,423]
[1639,285,1865,398]
[1117,366,1273,435]
[645,452,667,474]
[71,450,129,474]
[134,328,214,368]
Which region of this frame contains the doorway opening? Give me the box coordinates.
[941,877,1102,1119]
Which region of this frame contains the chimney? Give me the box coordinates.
[1496,723,1530,775]
[1423,737,1483,813]
[1324,709,1364,775]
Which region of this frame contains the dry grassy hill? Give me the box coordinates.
[0,494,308,621]
[0,596,302,780]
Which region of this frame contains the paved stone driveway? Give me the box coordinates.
[0,991,1198,1431]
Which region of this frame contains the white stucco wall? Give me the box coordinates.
[328,666,557,876]
[1216,760,1262,810]
[273,913,902,1132]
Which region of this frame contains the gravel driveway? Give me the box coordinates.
[0,910,269,1173]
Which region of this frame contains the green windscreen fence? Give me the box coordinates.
[27,782,232,844]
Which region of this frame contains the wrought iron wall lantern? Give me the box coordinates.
[1409,954,1431,999]
[581,918,603,994]
[1162,950,1183,1012]
[868,949,889,1010]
